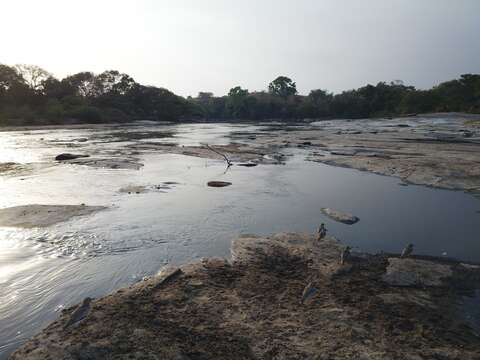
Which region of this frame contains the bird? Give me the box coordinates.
[64,297,92,328]
[400,243,414,258]
[317,223,327,240]
[300,281,318,304]
[340,246,351,265]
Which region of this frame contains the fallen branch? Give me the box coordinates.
[204,144,233,167]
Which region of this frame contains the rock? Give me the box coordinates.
[460,263,480,270]
[119,185,148,194]
[382,258,453,287]
[69,158,143,170]
[321,208,360,225]
[329,150,357,156]
[0,204,106,228]
[207,181,232,187]
[55,153,89,161]
[237,162,258,167]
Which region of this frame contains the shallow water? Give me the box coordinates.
[0,121,479,357]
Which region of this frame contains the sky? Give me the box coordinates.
[1,0,479,97]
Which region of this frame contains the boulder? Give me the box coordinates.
[321,208,359,225]
[55,153,89,161]
[207,181,232,187]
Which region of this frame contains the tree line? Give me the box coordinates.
[0,64,189,125]
[0,63,479,126]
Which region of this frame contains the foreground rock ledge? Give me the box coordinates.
[12,233,480,359]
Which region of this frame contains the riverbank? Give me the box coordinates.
[11,232,480,359]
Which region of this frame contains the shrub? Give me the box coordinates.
[67,106,102,123]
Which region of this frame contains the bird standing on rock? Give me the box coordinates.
[317,223,327,240]
[64,297,92,328]
[401,243,414,258]
[340,246,351,265]
[301,281,318,304]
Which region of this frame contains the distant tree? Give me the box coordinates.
[41,77,76,99]
[14,64,51,91]
[129,85,189,121]
[63,72,97,97]
[94,70,136,96]
[268,76,297,98]
[228,86,248,98]
[308,89,333,117]
[196,92,214,103]
[0,64,24,91]
[226,86,249,118]
[0,64,39,112]
[191,92,218,119]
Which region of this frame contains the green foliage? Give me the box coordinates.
[0,62,479,125]
[14,64,51,91]
[0,64,24,92]
[226,86,250,118]
[268,76,297,98]
[67,106,103,123]
[44,98,65,122]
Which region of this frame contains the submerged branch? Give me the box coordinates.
[204,144,233,167]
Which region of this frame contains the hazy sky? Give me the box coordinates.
[2,0,479,96]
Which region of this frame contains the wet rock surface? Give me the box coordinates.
[67,157,144,170]
[119,182,179,194]
[11,233,480,359]
[0,204,107,228]
[321,207,360,224]
[0,162,34,176]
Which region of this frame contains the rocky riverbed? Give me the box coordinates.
[1,114,479,193]
[11,232,480,359]
[173,114,480,194]
[89,113,479,193]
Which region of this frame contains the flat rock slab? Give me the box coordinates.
[321,207,360,224]
[0,162,33,176]
[0,204,106,228]
[119,183,176,194]
[382,258,453,287]
[207,181,232,187]
[68,158,143,170]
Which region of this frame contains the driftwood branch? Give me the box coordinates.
[205,144,233,167]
